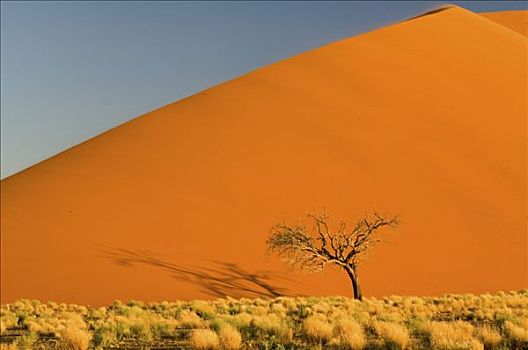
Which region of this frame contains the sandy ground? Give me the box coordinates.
[1,6,526,305]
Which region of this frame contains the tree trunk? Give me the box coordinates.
[344,265,362,300]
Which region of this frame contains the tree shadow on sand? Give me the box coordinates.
[99,247,302,299]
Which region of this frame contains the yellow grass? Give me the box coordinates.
[303,315,334,343]
[178,309,204,328]
[504,320,528,342]
[0,290,527,349]
[58,327,92,350]
[475,324,501,347]
[190,329,219,349]
[219,325,242,349]
[335,318,366,349]
[0,344,18,350]
[423,321,482,349]
[372,320,409,348]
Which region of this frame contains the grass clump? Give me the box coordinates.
[57,327,92,350]
[475,324,501,348]
[303,314,333,343]
[336,318,366,349]
[218,324,242,349]
[423,321,482,349]
[504,320,528,348]
[15,331,38,349]
[190,329,219,349]
[372,320,409,349]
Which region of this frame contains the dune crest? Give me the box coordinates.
[1,6,526,305]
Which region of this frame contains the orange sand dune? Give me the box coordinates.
[481,10,527,36]
[1,6,526,305]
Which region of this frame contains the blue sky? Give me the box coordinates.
[1,1,526,178]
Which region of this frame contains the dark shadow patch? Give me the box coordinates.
[403,5,455,23]
[98,247,302,299]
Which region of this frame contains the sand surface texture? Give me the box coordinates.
[1,6,526,305]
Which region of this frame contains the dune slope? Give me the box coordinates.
[481,10,527,36]
[1,6,526,305]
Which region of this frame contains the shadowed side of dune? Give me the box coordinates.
[402,5,455,22]
[480,10,528,36]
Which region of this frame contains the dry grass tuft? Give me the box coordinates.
[373,320,409,348]
[58,327,92,350]
[303,315,333,343]
[475,324,501,347]
[504,320,528,342]
[219,325,242,349]
[424,321,482,349]
[336,318,366,349]
[251,313,291,342]
[14,331,38,349]
[178,310,204,328]
[190,329,219,349]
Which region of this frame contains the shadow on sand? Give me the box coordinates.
[403,5,454,23]
[99,247,301,299]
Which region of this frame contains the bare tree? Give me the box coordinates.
[267,212,398,300]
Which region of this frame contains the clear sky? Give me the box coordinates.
[1,1,526,179]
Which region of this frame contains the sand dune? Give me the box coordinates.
[1,6,526,305]
[481,10,527,36]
